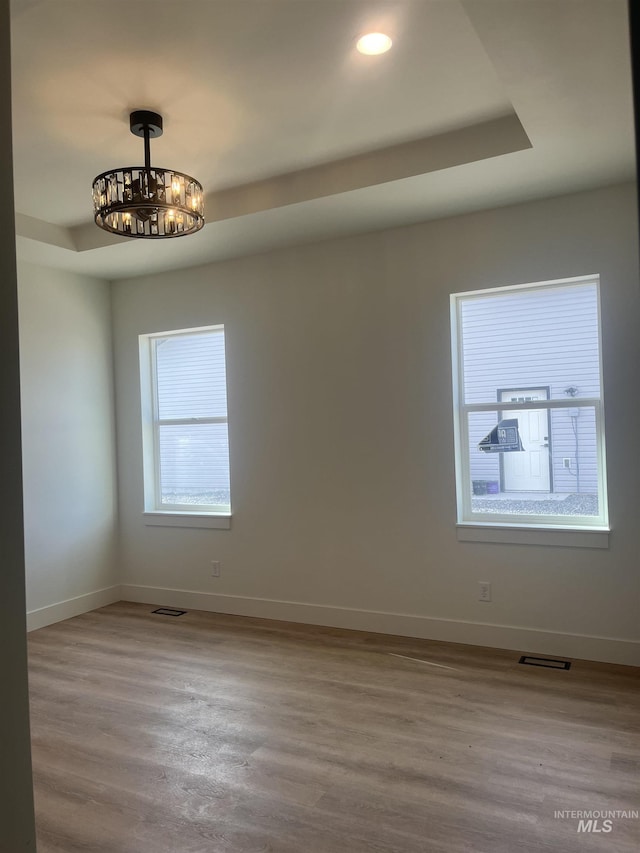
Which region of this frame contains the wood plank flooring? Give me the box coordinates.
[28,602,640,852]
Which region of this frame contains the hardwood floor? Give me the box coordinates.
[28,602,639,852]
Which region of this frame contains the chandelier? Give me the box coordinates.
[92,110,204,239]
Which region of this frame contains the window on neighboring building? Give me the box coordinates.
[450,275,608,531]
[139,325,231,517]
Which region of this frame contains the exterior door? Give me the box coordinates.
[500,389,551,492]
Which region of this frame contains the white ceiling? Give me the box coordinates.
[10,0,635,280]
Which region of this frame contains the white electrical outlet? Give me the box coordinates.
[563,458,571,469]
[211,561,221,578]
[478,581,491,602]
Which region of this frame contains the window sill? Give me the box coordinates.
[456,523,609,548]
[144,512,231,530]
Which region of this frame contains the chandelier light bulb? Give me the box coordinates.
[356,32,392,55]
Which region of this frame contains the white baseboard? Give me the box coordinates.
[120,585,640,667]
[27,585,123,632]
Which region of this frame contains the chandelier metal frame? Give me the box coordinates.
[92,110,205,239]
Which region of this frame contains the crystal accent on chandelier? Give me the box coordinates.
[92,167,204,238]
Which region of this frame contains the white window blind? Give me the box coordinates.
[142,326,231,514]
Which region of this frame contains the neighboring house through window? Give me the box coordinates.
[450,275,608,532]
[139,325,231,525]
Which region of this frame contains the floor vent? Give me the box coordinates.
[152,607,187,617]
[519,655,571,670]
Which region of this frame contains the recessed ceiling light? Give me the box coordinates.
[356,32,392,56]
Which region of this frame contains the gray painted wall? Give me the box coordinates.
[18,262,118,618]
[111,182,640,662]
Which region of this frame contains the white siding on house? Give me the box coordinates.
[154,330,231,503]
[461,283,600,403]
[549,406,598,494]
[460,282,601,494]
[156,332,227,419]
[158,423,230,499]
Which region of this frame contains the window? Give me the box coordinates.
[450,275,608,536]
[139,325,231,525]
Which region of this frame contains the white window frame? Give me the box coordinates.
[450,275,609,545]
[139,324,231,529]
